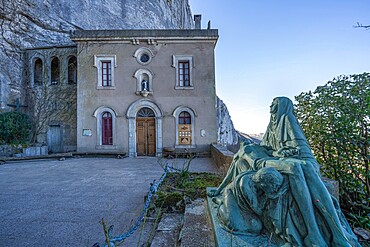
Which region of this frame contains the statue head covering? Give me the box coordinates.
[261,97,315,160]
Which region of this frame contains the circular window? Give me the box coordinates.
[134,47,153,65]
[140,53,150,63]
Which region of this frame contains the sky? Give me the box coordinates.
[189,0,370,134]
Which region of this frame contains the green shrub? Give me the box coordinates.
[295,73,370,230]
[0,111,31,144]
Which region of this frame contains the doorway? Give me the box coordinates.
[48,125,62,153]
[136,108,156,156]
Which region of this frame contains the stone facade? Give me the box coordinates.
[210,144,234,169]
[71,29,219,157]
[24,46,78,152]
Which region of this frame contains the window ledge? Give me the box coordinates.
[135,91,153,96]
[97,86,116,90]
[96,145,117,150]
[175,86,194,90]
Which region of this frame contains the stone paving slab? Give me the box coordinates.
[151,213,183,247]
[0,157,218,247]
[180,198,215,247]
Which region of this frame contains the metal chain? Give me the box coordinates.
[98,165,171,247]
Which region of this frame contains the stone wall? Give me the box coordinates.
[0,145,48,158]
[0,145,16,157]
[210,144,234,170]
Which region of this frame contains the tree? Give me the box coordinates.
[0,111,31,144]
[295,73,369,228]
[29,82,76,144]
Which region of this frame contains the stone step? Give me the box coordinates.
[179,198,215,247]
[151,213,183,247]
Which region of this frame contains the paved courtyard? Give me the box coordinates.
[0,157,219,247]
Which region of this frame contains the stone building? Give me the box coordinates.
[23,24,219,156]
[24,45,78,153]
[71,29,218,157]
[1,1,239,156]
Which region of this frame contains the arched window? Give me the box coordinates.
[93,107,117,148]
[137,107,155,118]
[102,112,113,145]
[68,56,77,84]
[178,111,192,145]
[34,58,43,85]
[51,57,60,85]
[179,111,191,124]
[173,107,196,147]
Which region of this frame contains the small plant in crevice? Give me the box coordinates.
[154,171,223,215]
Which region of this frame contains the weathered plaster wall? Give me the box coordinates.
[74,30,217,155]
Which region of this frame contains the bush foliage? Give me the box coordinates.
[295,73,370,229]
[0,111,31,144]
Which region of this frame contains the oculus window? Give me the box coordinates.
[134,47,154,65]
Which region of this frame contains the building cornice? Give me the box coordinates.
[71,29,218,44]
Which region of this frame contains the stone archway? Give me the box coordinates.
[126,99,163,157]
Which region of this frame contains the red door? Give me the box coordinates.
[102,112,113,145]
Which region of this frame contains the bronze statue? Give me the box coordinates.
[209,97,360,247]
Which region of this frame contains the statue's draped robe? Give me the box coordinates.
[260,97,319,171]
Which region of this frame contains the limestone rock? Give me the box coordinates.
[216,96,239,146]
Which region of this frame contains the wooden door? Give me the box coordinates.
[48,125,62,153]
[136,118,156,156]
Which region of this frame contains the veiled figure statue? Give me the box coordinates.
[209,97,361,247]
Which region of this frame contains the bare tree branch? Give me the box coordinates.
[354,22,370,29]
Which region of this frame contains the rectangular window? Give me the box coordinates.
[101,61,112,87]
[94,55,116,89]
[178,61,190,87]
[173,55,193,89]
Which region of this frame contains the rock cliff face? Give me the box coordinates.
[0,0,194,110]
[216,96,239,146]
